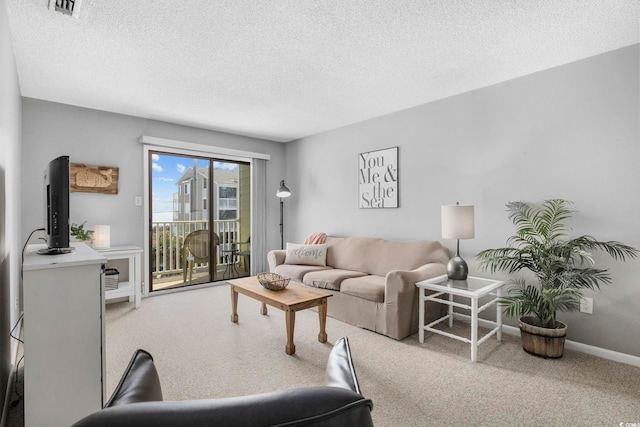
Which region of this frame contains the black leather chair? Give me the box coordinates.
[72,337,374,427]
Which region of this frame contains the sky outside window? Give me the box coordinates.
[151,153,238,222]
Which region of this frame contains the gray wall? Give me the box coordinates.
[20,99,287,276]
[0,0,22,420]
[12,40,640,360]
[285,44,640,357]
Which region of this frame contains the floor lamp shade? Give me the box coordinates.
[277,180,291,198]
[441,204,475,280]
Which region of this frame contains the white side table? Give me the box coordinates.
[416,274,505,362]
[97,246,143,309]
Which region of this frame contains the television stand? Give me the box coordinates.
[23,242,105,427]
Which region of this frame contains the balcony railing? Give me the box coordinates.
[151,220,241,278]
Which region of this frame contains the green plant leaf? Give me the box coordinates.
[479,199,638,327]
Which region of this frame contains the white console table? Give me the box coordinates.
[23,243,106,427]
[97,245,143,309]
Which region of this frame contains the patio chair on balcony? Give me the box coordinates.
[182,229,220,284]
[233,236,251,275]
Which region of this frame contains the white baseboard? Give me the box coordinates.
[501,323,640,367]
[455,313,640,368]
[562,337,640,367]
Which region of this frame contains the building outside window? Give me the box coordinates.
[216,183,238,220]
[173,167,239,222]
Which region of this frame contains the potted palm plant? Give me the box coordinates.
[477,199,637,358]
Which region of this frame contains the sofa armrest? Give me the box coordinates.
[105,349,163,408]
[385,263,447,299]
[267,249,287,272]
[383,263,447,340]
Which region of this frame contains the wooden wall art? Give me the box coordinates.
[70,163,119,194]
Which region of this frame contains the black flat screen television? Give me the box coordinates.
[37,155,74,255]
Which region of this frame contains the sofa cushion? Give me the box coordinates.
[303,269,367,291]
[340,275,385,303]
[325,237,449,277]
[274,264,332,282]
[285,243,328,266]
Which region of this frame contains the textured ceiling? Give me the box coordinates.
[6,1,639,142]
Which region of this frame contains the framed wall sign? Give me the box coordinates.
[358,147,398,209]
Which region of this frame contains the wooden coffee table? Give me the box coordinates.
[228,276,332,355]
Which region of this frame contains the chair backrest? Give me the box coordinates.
[105,349,163,408]
[241,236,250,251]
[73,338,373,427]
[233,236,251,253]
[184,230,219,262]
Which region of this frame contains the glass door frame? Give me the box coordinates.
[148,151,215,291]
[141,138,261,297]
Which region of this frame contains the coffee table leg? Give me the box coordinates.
[260,302,268,315]
[318,298,328,343]
[285,308,296,355]
[230,286,238,323]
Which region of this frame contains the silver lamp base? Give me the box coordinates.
[447,256,468,280]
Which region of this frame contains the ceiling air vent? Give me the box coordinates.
[49,0,82,18]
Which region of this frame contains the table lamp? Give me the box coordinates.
[441,203,475,280]
[93,225,111,249]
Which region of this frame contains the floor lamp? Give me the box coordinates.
[277,180,291,249]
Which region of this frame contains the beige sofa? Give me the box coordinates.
[267,236,450,340]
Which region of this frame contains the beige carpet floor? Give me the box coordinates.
[7,283,640,426]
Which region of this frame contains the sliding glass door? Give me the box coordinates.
[149,151,251,291]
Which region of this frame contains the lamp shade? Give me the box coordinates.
[93,225,111,249]
[441,204,475,240]
[276,180,291,198]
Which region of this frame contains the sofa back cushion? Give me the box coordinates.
[325,237,449,277]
